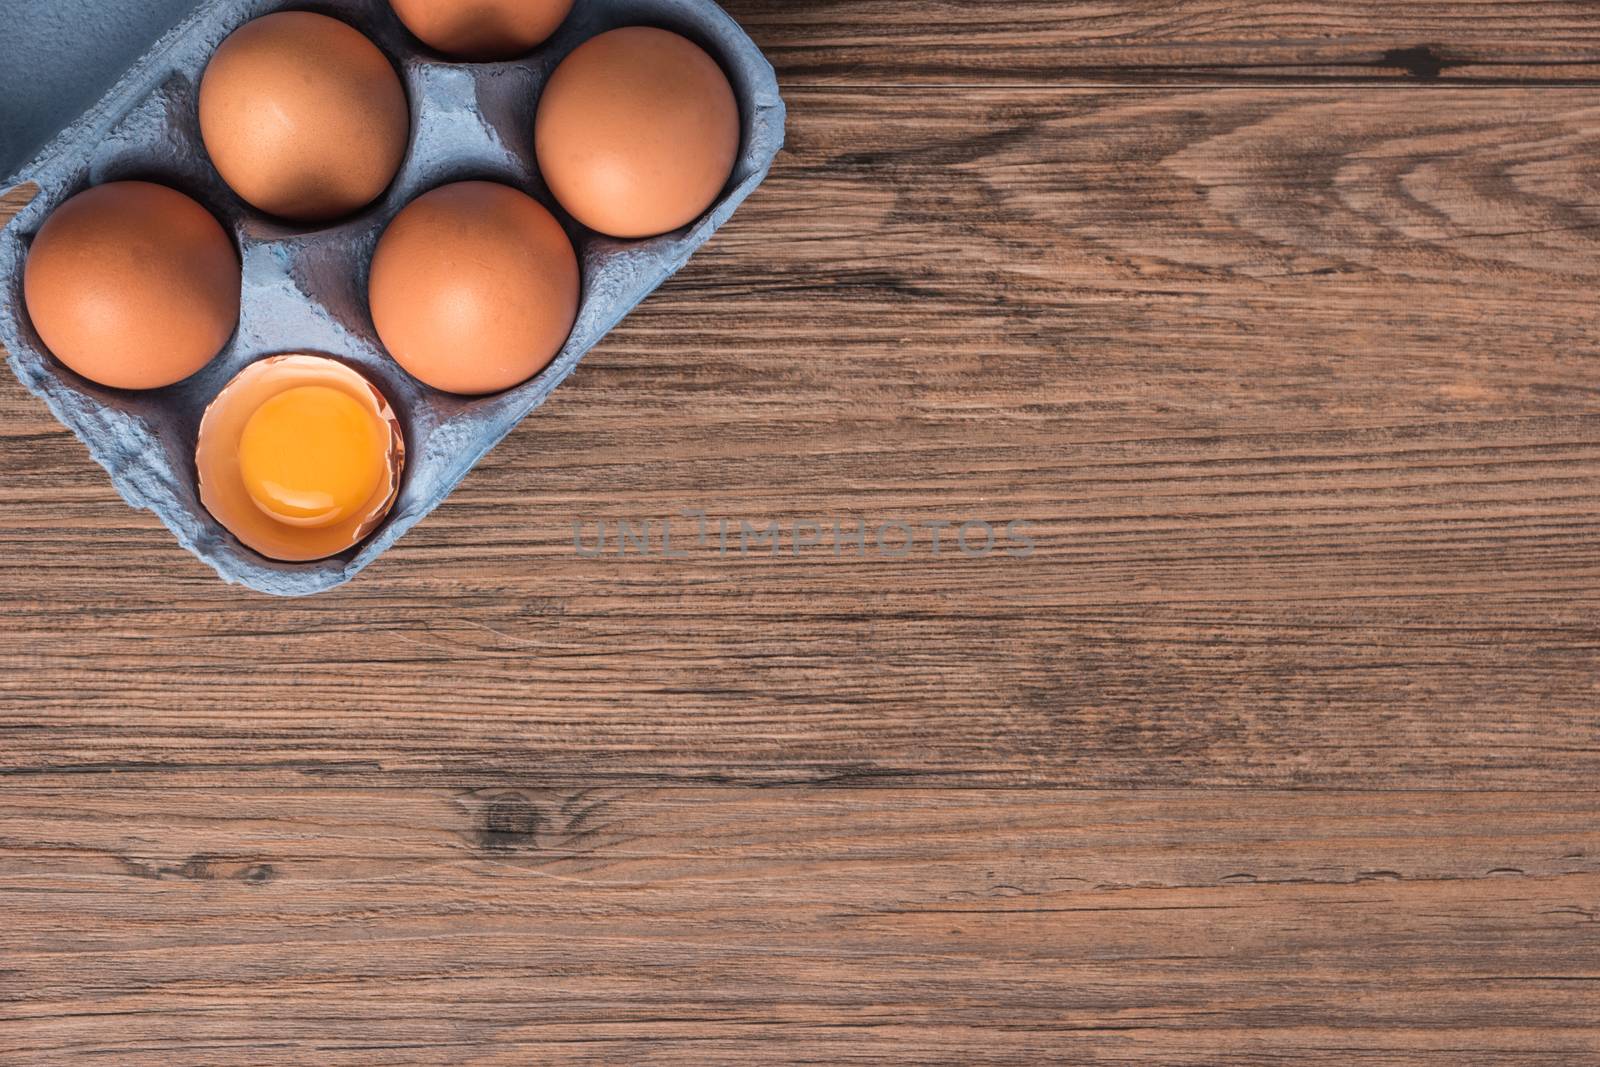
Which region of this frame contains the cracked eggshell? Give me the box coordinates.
[197,354,405,562]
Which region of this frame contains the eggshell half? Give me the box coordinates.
[198,355,405,562]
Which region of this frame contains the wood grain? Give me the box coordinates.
[4,89,1598,790]
[4,9,1600,1065]
[723,1,1600,85]
[4,787,1599,1064]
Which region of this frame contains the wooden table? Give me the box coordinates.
[4,3,1600,1063]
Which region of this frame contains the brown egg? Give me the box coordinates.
[368,182,580,395]
[23,182,239,390]
[536,27,740,239]
[200,12,409,222]
[198,355,405,562]
[388,0,573,60]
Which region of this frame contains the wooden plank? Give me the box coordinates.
[2,787,1597,1064]
[3,87,1599,789]
[0,182,31,215]
[4,5,1600,1062]
[722,0,1600,85]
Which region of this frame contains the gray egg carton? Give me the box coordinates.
[0,0,786,595]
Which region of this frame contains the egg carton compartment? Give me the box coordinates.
[0,0,786,595]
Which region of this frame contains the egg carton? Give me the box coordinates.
[0,0,786,595]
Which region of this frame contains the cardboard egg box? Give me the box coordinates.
[0,0,786,595]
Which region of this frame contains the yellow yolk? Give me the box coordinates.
[238,385,389,528]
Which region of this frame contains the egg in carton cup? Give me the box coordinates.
[0,0,786,596]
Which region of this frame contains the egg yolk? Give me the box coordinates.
[238,385,389,528]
